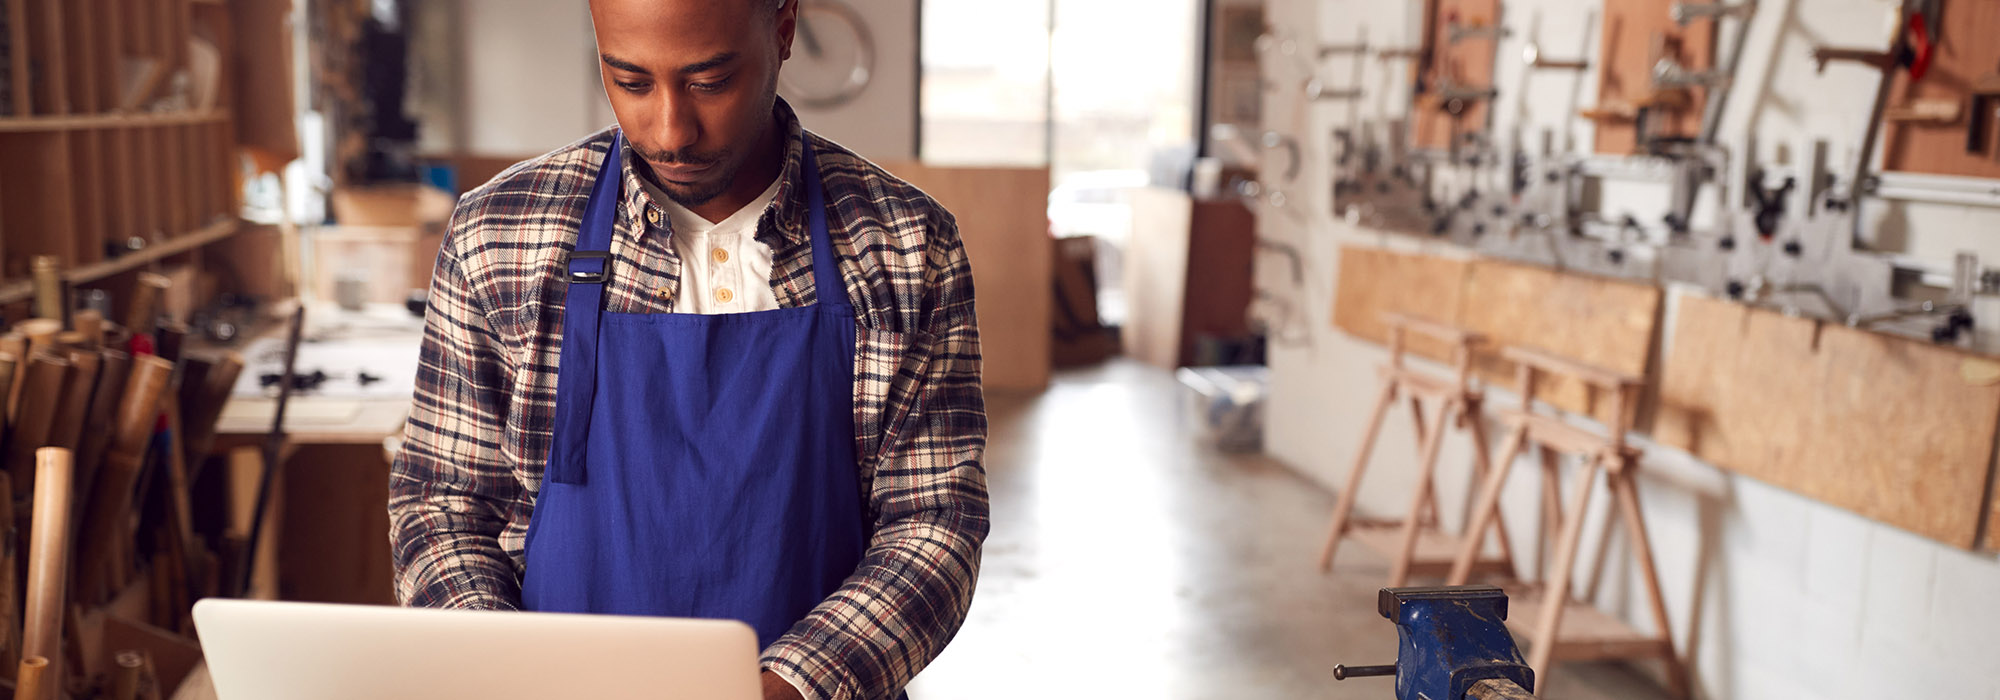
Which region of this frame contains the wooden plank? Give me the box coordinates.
[164,122,189,234]
[1347,525,1513,579]
[1882,3,2000,177]
[24,0,65,115]
[1412,0,1501,150]
[61,0,96,114]
[1502,584,1671,662]
[879,162,1052,391]
[67,128,103,265]
[0,132,76,277]
[137,124,160,241]
[1654,292,2000,548]
[1330,245,1471,363]
[1458,259,1661,420]
[1591,0,1715,154]
[6,0,29,115]
[0,219,239,304]
[0,109,231,132]
[107,126,136,245]
[95,0,119,112]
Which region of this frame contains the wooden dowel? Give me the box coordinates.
[49,348,101,452]
[14,320,60,360]
[110,650,143,700]
[126,273,170,338]
[15,655,48,700]
[30,257,62,322]
[73,309,104,348]
[6,353,73,493]
[74,356,172,604]
[0,474,17,679]
[1,334,25,420]
[76,349,132,501]
[155,321,187,365]
[22,449,73,671]
[0,353,18,432]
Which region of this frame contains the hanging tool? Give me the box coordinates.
[1334,585,1538,700]
[234,303,305,598]
[1814,0,1938,244]
[1520,43,1586,71]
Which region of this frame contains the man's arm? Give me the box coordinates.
[388,220,524,610]
[761,210,992,700]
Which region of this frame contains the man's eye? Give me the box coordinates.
[691,77,733,94]
[617,81,651,92]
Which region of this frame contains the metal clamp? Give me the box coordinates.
[567,251,611,284]
[1448,22,1511,44]
[1652,57,1731,89]
[1669,2,1753,24]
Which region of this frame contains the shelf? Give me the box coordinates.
[0,110,229,133]
[0,218,243,304]
[1346,523,1515,579]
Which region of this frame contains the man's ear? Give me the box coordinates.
[775,1,799,62]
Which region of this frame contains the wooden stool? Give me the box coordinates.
[1446,346,1690,699]
[1316,313,1515,586]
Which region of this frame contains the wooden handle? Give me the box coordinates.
[0,352,17,432]
[30,256,61,322]
[182,352,244,469]
[49,348,102,452]
[0,474,18,679]
[126,273,171,338]
[76,349,133,501]
[73,309,104,348]
[15,655,48,700]
[75,356,173,604]
[22,449,72,667]
[5,353,72,493]
[155,322,188,366]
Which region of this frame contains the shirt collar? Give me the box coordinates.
[615,98,811,247]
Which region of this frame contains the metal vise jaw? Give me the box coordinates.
[1341,585,1537,700]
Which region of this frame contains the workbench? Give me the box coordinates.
[204,301,422,606]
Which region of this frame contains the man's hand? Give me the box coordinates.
[761,670,805,700]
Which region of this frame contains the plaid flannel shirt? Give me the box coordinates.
[388,101,990,700]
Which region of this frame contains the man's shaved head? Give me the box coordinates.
[588,0,800,220]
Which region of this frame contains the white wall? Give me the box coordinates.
[452,0,916,160]
[1258,1,2000,698]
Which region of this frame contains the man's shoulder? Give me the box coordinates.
[806,133,959,247]
[445,128,614,251]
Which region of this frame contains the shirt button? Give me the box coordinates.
[656,287,671,299]
[645,209,661,226]
[712,247,730,263]
[715,287,734,304]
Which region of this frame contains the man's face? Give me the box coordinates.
[589,0,795,208]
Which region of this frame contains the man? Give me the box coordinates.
[387,1,990,698]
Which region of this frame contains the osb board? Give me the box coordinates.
[1330,245,1471,364]
[1412,0,1501,150]
[1592,0,1715,154]
[1457,259,1662,421]
[882,162,1052,392]
[1881,2,2000,178]
[1655,293,2000,549]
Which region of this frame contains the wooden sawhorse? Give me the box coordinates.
[1316,313,1515,586]
[1446,346,1689,699]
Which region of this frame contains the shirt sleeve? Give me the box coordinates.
[761,209,992,700]
[387,213,525,611]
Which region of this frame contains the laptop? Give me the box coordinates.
[192,599,761,700]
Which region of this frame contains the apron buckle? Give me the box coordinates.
[567,250,611,284]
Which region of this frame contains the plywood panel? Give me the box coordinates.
[880,162,1052,392]
[0,132,76,277]
[1458,259,1661,420]
[1592,0,1715,154]
[1120,188,1193,371]
[1330,245,1471,363]
[1881,2,2000,178]
[67,129,103,265]
[1413,0,1502,150]
[1655,293,2000,548]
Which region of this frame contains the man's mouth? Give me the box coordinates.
[650,161,716,183]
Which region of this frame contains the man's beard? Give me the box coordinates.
[633,145,735,207]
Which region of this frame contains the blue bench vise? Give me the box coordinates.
[1334,585,1538,700]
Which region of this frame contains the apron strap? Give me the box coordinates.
[548,133,626,485]
[800,139,849,312]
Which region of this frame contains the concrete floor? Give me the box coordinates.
[907,359,1670,700]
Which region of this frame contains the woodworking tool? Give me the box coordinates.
[1335,585,1538,700]
[1652,57,1730,89]
[236,303,305,598]
[29,257,61,322]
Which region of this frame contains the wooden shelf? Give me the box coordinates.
[0,218,242,304]
[1347,523,1515,579]
[0,110,229,133]
[1501,583,1674,662]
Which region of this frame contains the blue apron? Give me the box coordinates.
[521,133,869,652]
